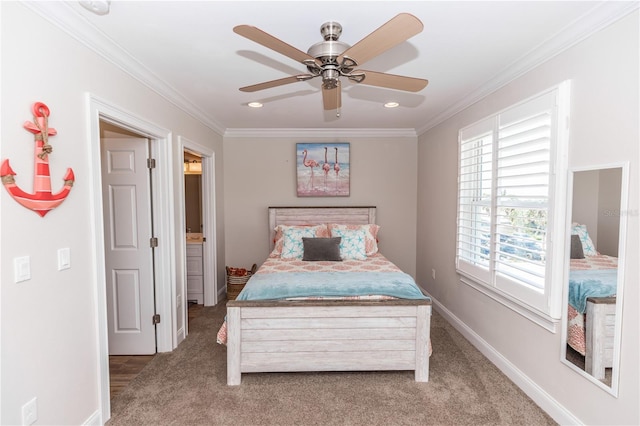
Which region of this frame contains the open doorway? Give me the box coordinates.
[184,150,205,310]
[100,122,159,399]
[100,122,158,355]
[88,94,177,422]
[179,138,218,337]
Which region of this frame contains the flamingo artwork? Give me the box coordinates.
[302,149,319,190]
[322,147,331,191]
[296,143,349,197]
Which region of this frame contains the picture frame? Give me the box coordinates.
[296,142,350,197]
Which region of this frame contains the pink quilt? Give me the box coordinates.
[257,252,403,274]
[217,254,416,345]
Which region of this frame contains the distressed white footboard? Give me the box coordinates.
[226,299,431,385]
[585,296,616,380]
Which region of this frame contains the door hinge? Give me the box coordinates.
[147,158,156,169]
[150,237,158,248]
[152,314,161,325]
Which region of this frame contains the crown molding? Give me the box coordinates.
[417,1,639,135]
[21,1,638,138]
[223,128,418,139]
[21,1,226,135]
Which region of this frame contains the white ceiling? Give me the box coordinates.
[28,1,637,135]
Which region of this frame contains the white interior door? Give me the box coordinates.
[101,136,157,355]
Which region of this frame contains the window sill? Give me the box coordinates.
[458,272,560,333]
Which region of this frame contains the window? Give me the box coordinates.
[456,82,570,325]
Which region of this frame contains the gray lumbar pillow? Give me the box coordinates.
[570,234,585,259]
[302,237,342,261]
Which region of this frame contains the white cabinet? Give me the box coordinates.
[186,243,204,304]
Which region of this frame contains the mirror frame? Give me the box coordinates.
[560,162,629,397]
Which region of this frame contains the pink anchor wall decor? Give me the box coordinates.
[1,102,75,217]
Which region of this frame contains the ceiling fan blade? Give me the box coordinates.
[234,25,320,66]
[352,70,428,92]
[239,75,314,92]
[338,13,423,67]
[322,84,341,111]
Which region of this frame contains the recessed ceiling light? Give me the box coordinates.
[384,102,399,108]
[248,102,263,108]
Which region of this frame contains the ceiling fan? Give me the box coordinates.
[233,13,428,115]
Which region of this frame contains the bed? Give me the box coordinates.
[567,224,618,380]
[219,206,432,386]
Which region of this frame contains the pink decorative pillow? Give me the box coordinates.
[272,224,329,257]
[327,223,380,256]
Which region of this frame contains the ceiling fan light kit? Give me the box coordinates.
[234,13,428,116]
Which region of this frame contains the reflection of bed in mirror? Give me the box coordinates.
[567,224,618,381]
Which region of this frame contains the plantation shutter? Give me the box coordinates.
[456,118,494,282]
[456,85,567,317]
[494,92,556,295]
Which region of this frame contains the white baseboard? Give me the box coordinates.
[83,409,102,425]
[176,325,186,345]
[430,296,582,426]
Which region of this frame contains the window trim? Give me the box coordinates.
[460,274,560,332]
[455,81,570,329]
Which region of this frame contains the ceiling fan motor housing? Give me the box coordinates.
[307,39,350,63]
[307,21,354,89]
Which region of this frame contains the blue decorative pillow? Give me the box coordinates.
[330,228,367,260]
[282,227,318,259]
[571,223,597,256]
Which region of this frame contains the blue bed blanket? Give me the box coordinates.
[236,271,429,301]
[568,269,617,314]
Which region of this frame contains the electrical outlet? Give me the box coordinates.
[22,397,38,425]
[432,269,436,280]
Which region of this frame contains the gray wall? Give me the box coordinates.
[417,11,638,425]
[1,3,224,424]
[223,136,418,276]
[572,168,622,257]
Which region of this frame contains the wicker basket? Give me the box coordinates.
[226,264,257,300]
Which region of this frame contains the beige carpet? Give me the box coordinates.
[107,302,557,426]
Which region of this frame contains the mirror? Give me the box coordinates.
[561,164,628,396]
[184,151,203,235]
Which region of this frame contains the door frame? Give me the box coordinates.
[179,136,218,329]
[87,94,176,422]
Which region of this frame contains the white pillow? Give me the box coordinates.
[330,228,367,260]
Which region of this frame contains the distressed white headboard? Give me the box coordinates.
[268,206,376,252]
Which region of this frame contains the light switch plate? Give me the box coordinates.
[14,256,31,283]
[58,248,71,270]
